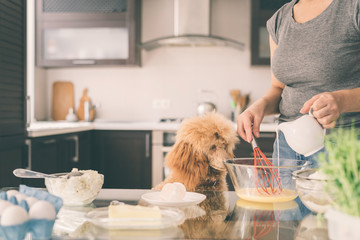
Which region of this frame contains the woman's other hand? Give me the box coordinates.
[300,92,343,129]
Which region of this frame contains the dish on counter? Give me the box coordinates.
[224,158,312,203]
[45,168,104,206]
[292,168,333,214]
[141,192,206,207]
[85,207,185,230]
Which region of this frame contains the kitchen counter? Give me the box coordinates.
[27,121,278,137]
[51,189,329,239]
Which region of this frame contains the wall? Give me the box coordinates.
[44,48,270,122]
[33,0,272,122]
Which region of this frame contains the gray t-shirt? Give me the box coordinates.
[267,0,360,127]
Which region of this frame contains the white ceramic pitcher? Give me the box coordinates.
[276,112,325,157]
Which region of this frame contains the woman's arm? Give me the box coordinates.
[237,36,284,142]
[300,88,360,128]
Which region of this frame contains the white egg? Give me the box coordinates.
[25,197,38,208]
[0,200,13,216]
[173,182,187,199]
[160,182,187,201]
[15,193,27,203]
[29,200,56,220]
[1,205,29,226]
[6,190,19,198]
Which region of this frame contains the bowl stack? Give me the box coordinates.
[292,168,333,214]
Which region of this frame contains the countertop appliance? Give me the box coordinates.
[197,102,216,115]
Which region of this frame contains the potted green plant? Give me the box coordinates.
[317,127,360,240]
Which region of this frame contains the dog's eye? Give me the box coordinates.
[214,132,220,139]
[211,145,216,151]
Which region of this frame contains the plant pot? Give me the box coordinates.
[325,208,360,240]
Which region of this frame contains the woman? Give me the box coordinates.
[237,0,360,162]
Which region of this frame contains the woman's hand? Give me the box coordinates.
[300,92,343,129]
[236,100,266,143]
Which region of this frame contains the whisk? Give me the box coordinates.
[252,209,281,239]
[251,135,283,195]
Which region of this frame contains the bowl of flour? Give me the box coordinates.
[45,168,104,206]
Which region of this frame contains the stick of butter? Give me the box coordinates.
[108,201,162,219]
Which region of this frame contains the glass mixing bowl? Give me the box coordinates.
[292,168,333,214]
[224,158,312,203]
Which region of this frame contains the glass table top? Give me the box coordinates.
[50,189,329,240]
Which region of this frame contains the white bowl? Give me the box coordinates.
[45,170,104,206]
[325,208,360,240]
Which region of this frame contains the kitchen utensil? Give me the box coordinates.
[230,89,241,104]
[224,158,311,203]
[241,94,250,110]
[13,169,83,179]
[276,112,325,157]
[197,90,217,116]
[77,88,95,121]
[230,199,299,240]
[251,136,283,195]
[52,81,74,121]
[252,208,280,239]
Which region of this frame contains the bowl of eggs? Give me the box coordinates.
[45,168,104,206]
[224,158,313,203]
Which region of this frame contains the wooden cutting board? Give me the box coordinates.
[52,81,74,121]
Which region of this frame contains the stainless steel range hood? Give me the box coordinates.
[140,0,245,51]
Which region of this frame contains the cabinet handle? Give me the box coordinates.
[259,132,276,138]
[66,135,79,163]
[72,60,96,65]
[145,133,150,158]
[25,139,31,169]
[26,96,31,128]
[42,139,56,144]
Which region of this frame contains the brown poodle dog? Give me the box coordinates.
[155,112,239,192]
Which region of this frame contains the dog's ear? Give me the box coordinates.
[166,140,208,191]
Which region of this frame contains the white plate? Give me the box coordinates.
[85,207,184,230]
[141,192,206,207]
